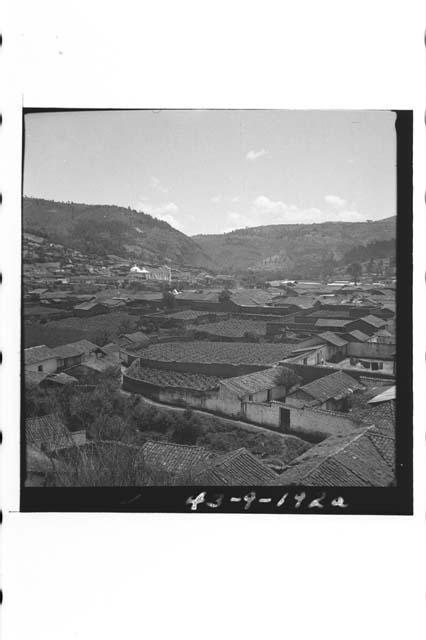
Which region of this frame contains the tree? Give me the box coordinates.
[162,289,176,310]
[218,289,232,304]
[172,409,200,445]
[273,367,301,395]
[347,262,362,285]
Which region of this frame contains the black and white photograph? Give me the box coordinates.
[20,109,411,512]
[2,2,424,640]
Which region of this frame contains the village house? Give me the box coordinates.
[278,418,395,486]
[24,345,58,374]
[73,300,106,317]
[51,339,106,371]
[25,413,86,453]
[285,370,364,412]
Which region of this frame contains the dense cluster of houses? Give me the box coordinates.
[23,233,397,487]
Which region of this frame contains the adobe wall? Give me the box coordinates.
[242,400,359,441]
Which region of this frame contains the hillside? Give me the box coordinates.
[193,217,396,277]
[23,197,213,268]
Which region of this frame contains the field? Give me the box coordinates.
[24,311,138,347]
[137,341,296,365]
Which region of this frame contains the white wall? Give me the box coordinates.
[25,357,58,374]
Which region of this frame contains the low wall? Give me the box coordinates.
[122,374,220,411]
[242,400,359,442]
[284,362,395,384]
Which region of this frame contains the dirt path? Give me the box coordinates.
[120,388,297,441]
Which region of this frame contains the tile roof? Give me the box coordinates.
[25,370,51,386]
[297,371,364,403]
[127,364,220,391]
[278,421,395,486]
[122,331,149,344]
[162,309,213,321]
[220,366,291,398]
[310,309,351,319]
[315,318,353,328]
[192,448,279,485]
[348,330,370,342]
[140,441,214,477]
[45,372,78,385]
[51,343,86,359]
[368,386,396,404]
[275,296,317,308]
[73,300,104,310]
[25,414,73,451]
[193,318,267,338]
[24,345,57,366]
[360,314,387,328]
[138,341,297,365]
[317,331,348,347]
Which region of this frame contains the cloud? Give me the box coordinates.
[137,200,184,230]
[324,194,347,208]
[246,149,267,161]
[211,195,222,204]
[150,176,168,193]
[231,196,241,203]
[222,195,366,231]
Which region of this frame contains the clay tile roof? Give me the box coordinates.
[318,331,348,347]
[278,421,395,486]
[220,367,285,399]
[140,441,214,476]
[298,370,364,403]
[192,448,279,485]
[25,414,72,451]
[122,331,149,343]
[360,314,387,328]
[24,345,57,366]
[315,318,352,328]
[348,330,370,342]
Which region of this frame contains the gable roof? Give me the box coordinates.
[318,331,348,347]
[24,345,57,366]
[122,331,149,344]
[220,367,283,398]
[315,318,353,328]
[359,314,387,328]
[347,329,370,342]
[140,441,214,477]
[25,414,72,451]
[297,370,364,403]
[73,300,104,311]
[368,386,396,404]
[51,343,85,359]
[192,448,279,485]
[278,421,395,486]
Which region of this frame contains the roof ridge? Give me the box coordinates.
[287,427,370,482]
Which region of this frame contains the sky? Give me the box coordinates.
[24,109,396,236]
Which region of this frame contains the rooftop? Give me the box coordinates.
[24,344,57,366]
[137,341,298,365]
[278,421,395,486]
[296,370,364,403]
[360,314,387,328]
[220,367,292,399]
[140,441,214,477]
[317,331,348,348]
[192,448,279,485]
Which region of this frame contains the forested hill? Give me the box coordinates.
[23,197,213,268]
[193,217,396,276]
